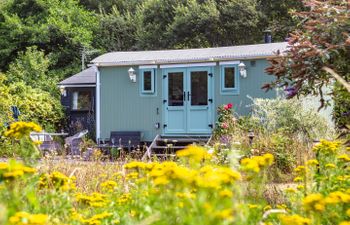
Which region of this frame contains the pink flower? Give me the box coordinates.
[221,123,228,129]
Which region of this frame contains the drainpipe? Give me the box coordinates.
[92,65,101,143]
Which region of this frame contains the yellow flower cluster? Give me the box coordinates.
[100,180,117,191]
[9,212,48,225]
[303,193,325,212]
[324,191,350,204]
[117,193,132,205]
[39,172,76,191]
[72,210,113,225]
[124,161,155,170]
[240,153,274,173]
[125,157,240,191]
[0,161,36,181]
[279,214,311,225]
[4,121,42,139]
[313,139,341,154]
[176,145,212,162]
[338,154,350,162]
[76,192,109,208]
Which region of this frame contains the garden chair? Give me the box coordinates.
[64,130,88,156]
[30,131,61,155]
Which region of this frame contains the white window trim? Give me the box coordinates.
[219,61,240,65]
[220,64,240,95]
[139,65,158,69]
[160,62,216,68]
[140,69,156,95]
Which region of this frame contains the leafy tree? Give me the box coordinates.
[168,0,220,48]
[0,0,97,76]
[216,0,262,45]
[257,0,305,42]
[5,47,57,93]
[79,0,142,13]
[93,6,138,52]
[264,0,350,128]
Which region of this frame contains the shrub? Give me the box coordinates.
[250,98,333,141]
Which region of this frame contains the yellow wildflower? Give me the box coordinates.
[294,166,308,174]
[303,193,325,212]
[347,209,350,217]
[338,154,350,162]
[279,214,311,225]
[101,180,117,190]
[248,204,258,209]
[215,208,234,221]
[313,139,341,154]
[297,185,305,190]
[306,159,319,166]
[112,219,120,224]
[324,191,350,204]
[325,163,336,169]
[294,176,303,182]
[241,153,274,173]
[285,188,297,193]
[176,145,212,162]
[263,205,272,211]
[339,222,350,225]
[9,212,48,225]
[5,121,42,139]
[219,189,233,198]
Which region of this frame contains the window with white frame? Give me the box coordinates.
[140,69,156,95]
[220,63,239,95]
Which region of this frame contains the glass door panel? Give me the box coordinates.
[190,71,208,106]
[168,72,184,106]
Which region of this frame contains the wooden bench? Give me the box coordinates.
[109,131,141,150]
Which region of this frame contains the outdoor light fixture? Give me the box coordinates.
[128,67,136,82]
[59,86,67,97]
[238,62,247,78]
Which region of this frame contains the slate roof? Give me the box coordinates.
[92,42,288,66]
[59,67,96,86]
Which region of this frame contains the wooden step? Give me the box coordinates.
[142,134,212,160]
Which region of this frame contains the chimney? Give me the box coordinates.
[264,30,272,43]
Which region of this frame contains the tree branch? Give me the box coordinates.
[322,66,350,93]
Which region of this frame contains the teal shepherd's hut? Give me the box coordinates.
[63,42,288,144]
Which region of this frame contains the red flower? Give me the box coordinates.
[224,103,233,110]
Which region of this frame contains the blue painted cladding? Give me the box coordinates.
[99,66,162,141]
[99,59,276,141]
[214,59,276,116]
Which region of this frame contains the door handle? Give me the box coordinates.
[183,92,186,101]
[187,92,190,101]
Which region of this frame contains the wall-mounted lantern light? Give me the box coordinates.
[59,85,67,97]
[128,67,136,83]
[238,62,247,78]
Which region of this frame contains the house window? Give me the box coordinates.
[220,64,239,95]
[72,91,92,110]
[140,69,156,95]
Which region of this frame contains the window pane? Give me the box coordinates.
[191,71,208,106]
[224,67,235,88]
[168,72,184,106]
[72,91,91,110]
[143,71,152,91]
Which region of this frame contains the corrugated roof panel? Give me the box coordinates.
[92,42,288,65]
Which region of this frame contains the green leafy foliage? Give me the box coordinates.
[0,0,97,74]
